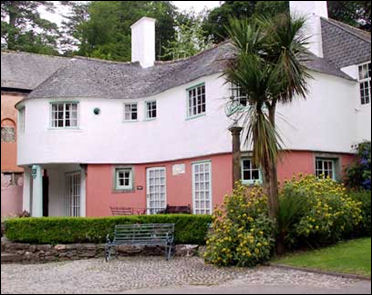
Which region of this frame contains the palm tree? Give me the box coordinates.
[224,13,311,253]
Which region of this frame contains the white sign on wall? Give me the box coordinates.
[172,164,185,175]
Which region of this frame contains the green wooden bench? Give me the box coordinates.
[105,223,175,262]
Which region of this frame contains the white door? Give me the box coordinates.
[192,161,212,214]
[146,167,166,214]
[65,172,81,217]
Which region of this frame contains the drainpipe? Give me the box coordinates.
[229,125,243,188]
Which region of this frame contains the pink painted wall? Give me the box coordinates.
[277,151,356,183]
[1,174,23,217]
[86,153,233,217]
[85,151,356,217]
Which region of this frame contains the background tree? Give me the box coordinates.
[1,1,60,54]
[62,1,178,61]
[162,10,213,60]
[224,14,311,253]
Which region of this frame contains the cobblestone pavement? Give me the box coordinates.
[1,257,370,294]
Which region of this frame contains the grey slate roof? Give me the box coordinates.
[1,51,70,90]
[321,17,371,69]
[27,41,352,100]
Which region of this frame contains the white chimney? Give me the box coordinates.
[130,17,156,68]
[289,1,328,58]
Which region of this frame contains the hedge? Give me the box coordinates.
[348,190,371,237]
[4,214,212,245]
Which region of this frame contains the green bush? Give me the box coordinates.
[4,214,212,245]
[204,184,275,267]
[348,190,371,237]
[280,174,362,249]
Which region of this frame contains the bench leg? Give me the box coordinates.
[105,245,112,262]
[165,244,173,261]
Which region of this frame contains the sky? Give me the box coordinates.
[41,1,222,27]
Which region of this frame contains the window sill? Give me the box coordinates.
[113,188,135,193]
[122,120,138,123]
[144,118,157,121]
[242,180,263,186]
[48,127,82,131]
[186,113,206,121]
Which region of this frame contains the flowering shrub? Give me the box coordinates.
[282,174,363,248]
[204,184,275,267]
[345,141,371,190]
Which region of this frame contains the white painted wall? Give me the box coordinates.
[18,71,361,166]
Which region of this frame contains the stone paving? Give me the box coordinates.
[0,257,368,294]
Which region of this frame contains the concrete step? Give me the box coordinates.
[1,253,23,263]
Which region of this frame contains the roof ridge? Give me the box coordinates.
[0,50,71,59]
[321,17,371,44]
[72,55,139,65]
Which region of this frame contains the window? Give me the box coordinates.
[187,84,206,118]
[19,107,25,133]
[51,102,78,128]
[115,167,133,190]
[230,83,248,106]
[192,161,212,214]
[315,158,336,180]
[358,62,371,105]
[146,101,157,119]
[1,119,16,142]
[124,103,138,121]
[241,158,262,184]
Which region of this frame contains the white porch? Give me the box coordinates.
[22,164,86,217]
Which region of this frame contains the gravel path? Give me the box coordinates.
[1,257,367,294]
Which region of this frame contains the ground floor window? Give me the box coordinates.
[146,167,166,214]
[114,167,134,191]
[315,158,336,180]
[241,158,262,184]
[65,172,80,217]
[192,161,212,214]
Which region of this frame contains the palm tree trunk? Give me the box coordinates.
[268,101,284,255]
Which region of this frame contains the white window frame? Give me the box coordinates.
[241,158,262,185]
[114,167,134,191]
[187,83,206,118]
[358,62,371,105]
[145,100,157,120]
[18,107,25,133]
[65,171,81,217]
[192,160,212,215]
[230,83,248,106]
[50,102,79,128]
[124,103,138,121]
[146,167,167,215]
[315,158,336,180]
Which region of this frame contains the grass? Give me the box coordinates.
[273,237,371,277]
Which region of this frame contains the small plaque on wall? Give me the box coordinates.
[172,164,185,175]
[136,186,143,190]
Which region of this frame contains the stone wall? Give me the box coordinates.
[1,238,202,263]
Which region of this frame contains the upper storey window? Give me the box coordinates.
[359,62,371,105]
[187,83,206,118]
[51,102,78,128]
[124,103,138,121]
[230,83,248,106]
[146,101,157,119]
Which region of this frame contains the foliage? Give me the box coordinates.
[61,1,178,61]
[328,1,371,32]
[348,190,371,237]
[4,214,211,245]
[204,184,275,267]
[281,174,363,249]
[1,1,60,54]
[344,141,371,190]
[161,10,213,60]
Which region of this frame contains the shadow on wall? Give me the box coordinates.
[1,173,23,218]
